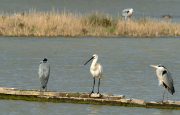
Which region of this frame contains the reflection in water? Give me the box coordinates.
[87,105,101,115]
[153,109,173,115]
[160,109,173,114]
[0,99,178,115]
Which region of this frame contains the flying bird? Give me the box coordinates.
[83,54,103,95]
[38,58,50,92]
[150,64,175,102]
[122,8,133,20]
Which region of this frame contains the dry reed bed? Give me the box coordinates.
[0,9,179,37]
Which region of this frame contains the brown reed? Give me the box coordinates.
[0,9,179,37]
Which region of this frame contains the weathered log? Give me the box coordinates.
[0,87,180,109]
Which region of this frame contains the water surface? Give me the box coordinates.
[0,100,180,115]
[0,0,180,114]
[0,37,180,114]
[0,0,180,22]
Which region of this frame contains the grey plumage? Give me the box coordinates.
[38,58,50,91]
[150,64,175,102]
[162,69,175,95]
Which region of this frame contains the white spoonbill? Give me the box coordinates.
[83,54,103,94]
[150,64,175,102]
[122,8,133,20]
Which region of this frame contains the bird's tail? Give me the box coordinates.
[169,87,175,95]
[42,86,46,90]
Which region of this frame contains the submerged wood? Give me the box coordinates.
[0,87,180,109]
[161,15,173,18]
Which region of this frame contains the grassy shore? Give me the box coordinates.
[0,9,180,37]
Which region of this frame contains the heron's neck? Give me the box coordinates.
[158,68,165,71]
[156,68,165,75]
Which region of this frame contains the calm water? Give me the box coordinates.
[0,0,180,114]
[0,0,180,22]
[0,100,179,115]
[0,37,180,114]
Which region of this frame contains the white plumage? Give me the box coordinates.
[84,54,103,94]
[122,8,133,20]
[90,55,103,79]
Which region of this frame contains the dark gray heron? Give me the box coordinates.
[83,54,103,94]
[38,58,50,91]
[122,8,133,20]
[150,64,175,102]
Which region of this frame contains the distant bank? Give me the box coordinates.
[0,9,179,37]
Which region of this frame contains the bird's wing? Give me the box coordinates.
[122,9,130,16]
[38,63,50,89]
[38,63,42,75]
[98,63,103,79]
[122,9,130,12]
[162,70,175,94]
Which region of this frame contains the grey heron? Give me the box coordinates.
[83,54,103,94]
[38,58,50,92]
[150,64,175,102]
[122,8,133,20]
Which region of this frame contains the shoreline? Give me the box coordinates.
[0,9,179,37]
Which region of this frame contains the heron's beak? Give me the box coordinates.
[150,65,157,68]
[40,61,43,63]
[83,57,93,67]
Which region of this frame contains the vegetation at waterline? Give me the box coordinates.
[0,9,179,37]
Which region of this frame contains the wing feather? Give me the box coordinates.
[162,70,175,95]
[122,9,129,17]
[39,63,50,89]
[98,63,103,79]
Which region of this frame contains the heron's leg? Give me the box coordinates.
[97,78,100,94]
[167,87,168,102]
[91,77,95,94]
[162,86,165,102]
[40,87,41,92]
[45,86,47,92]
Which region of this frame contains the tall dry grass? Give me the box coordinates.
[0,9,180,37]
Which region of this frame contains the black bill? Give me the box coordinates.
[83,57,93,66]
